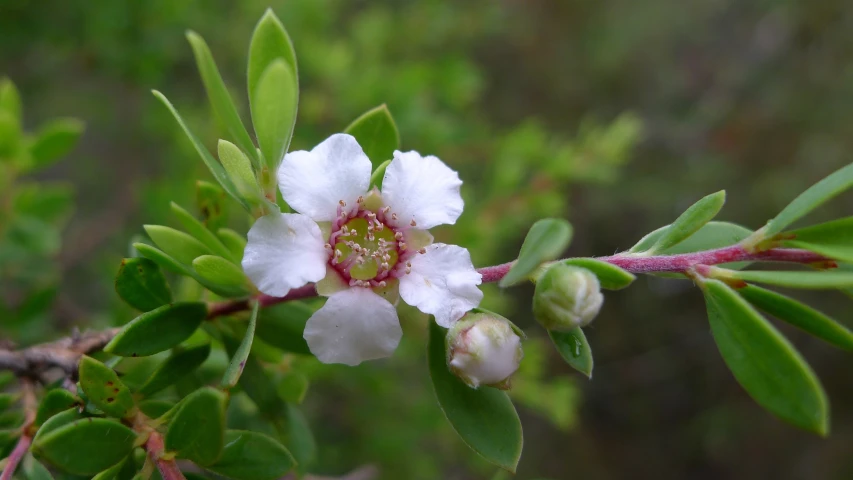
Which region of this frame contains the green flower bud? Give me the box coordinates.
[533,264,603,331]
[446,313,523,390]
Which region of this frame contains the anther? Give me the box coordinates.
[324,243,332,250]
[391,213,398,220]
[357,196,364,204]
[395,231,403,240]
[418,247,427,254]
[339,200,346,207]
[410,219,417,227]
[399,242,407,251]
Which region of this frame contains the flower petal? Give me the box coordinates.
[399,243,483,327]
[278,134,371,221]
[242,213,327,297]
[381,150,463,229]
[303,288,402,366]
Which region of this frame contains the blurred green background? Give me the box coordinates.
[2,0,853,478]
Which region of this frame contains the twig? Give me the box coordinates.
[0,247,832,377]
[145,431,186,480]
[0,378,37,480]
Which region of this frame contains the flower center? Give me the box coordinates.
[329,205,402,284]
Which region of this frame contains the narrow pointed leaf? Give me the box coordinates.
[205,430,295,480]
[152,90,248,209]
[628,221,752,255]
[344,105,400,167]
[763,162,853,236]
[144,225,212,265]
[197,180,228,232]
[221,300,259,389]
[0,78,21,121]
[134,243,195,277]
[500,218,573,287]
[782,217,853,264]
[165,387,227,466]
[28,118,84,170]
[115,257,172,312]
[725,270,853,289]
[187,31,258,166]
[701,279,828,434]
[32,418,136,475]
[105,302,207,357]
[548,328,593,378]
[218,140,261,201]
[428,322,522,472]
[369,159,391,188]
[78,356,135,418]
[247,9,297,109]
[22,454,54,480]
[137,343,211,396]
[645,191,726,254]
[90,456,129,480]
[222,335,282,416]
[138,399,175,419]
[192,255,250,290]
[171,202,236,262]
[738,285,853,351]
[217,228,247,260]
[251,59,297,173]
[562,258,635,290]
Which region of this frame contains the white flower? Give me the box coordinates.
[242,134,483,365]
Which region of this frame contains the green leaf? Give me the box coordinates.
[344,105,400,167]
[187,31,258,167]
[205,430,295,480]
[0,393,16,411]
[764,162,853,237]
[255,302,312,355]
[152,90,248,209]
[251,59,297,174]
[427,322,523,472]
[144,225,213,265]
[115,257,172,312]
[134,242,195,277]
[32,418,136,475]
[222,336,282,416]
[78,356,135,418]
[278,404,316,474]
[90,456,129,480]
[197,180,228,232]
[165,387,227,466]
[562,258,635,290]
[782,217,853,264]
[548,328,593,378]
[369,159,391,188]
[171,202,236,262]
[277,372,309,404]
[23,454,54,480]
[644,191,725,254]
[35,390,79,427]
[27,118,84,170]
[0,109,21,159]
[138,400,176,419]
[0,77,21,121]
[500,218,573,287]
[701,279,828,434]
[220,300,261,389]
[137,343,211,396]
[192,255,250,290]
[105,302,207,357]
[32,409,81,442]
[629,221,752,255]
[221,301,259,389]
[217,228,247,260]
[247,9,297,112]
[738,285,853,350]
[723,269,853,289]
[218,140,261,201]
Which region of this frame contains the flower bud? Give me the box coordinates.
[446,313,523,390]
[533,264,603,331]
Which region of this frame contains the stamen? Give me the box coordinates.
[324,243,332,250]
[391,213,398,221]
[418,247,427,254]
[399,242,407,251]
[339,200,346,207]
[410,219,417,227]
[395,231,403,241]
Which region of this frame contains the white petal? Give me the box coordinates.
[303,288,402,366]
[278,134,371,221]
[381,150,463,229]
[399,243,483,327]
[242,213,328,297]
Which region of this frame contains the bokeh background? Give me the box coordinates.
[3,0,853,478]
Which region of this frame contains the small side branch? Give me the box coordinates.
[145,432,186,480]
[0,378,37,480]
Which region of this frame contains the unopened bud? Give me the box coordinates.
[446,313,523,390]
[533,264,603,331]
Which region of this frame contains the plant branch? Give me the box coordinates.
[0,378,37,480]
[145,431,186,480]
[0,246,831,377]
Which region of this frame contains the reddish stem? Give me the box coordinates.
[0,435,31,480]
[145,432,186,480]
